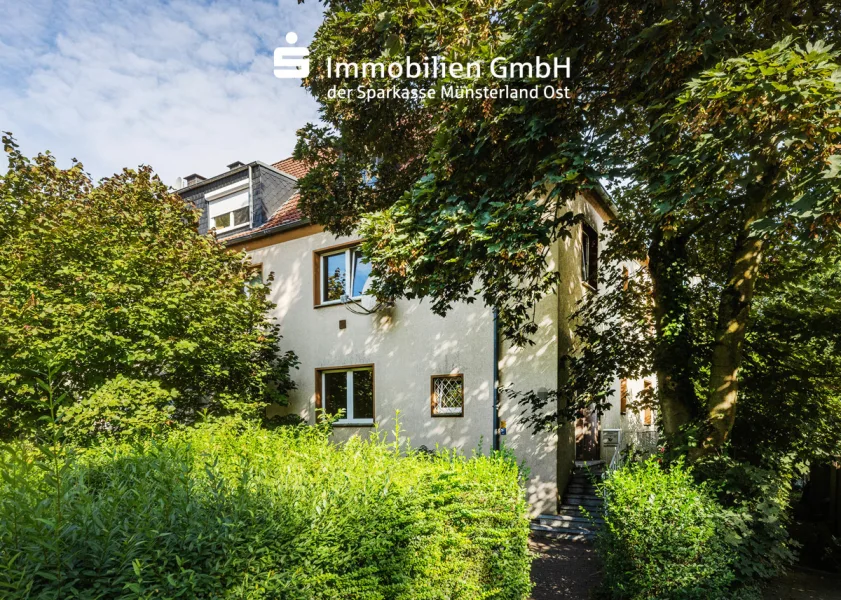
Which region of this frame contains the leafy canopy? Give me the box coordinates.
[296,1,841,458]
[0,135,297,440]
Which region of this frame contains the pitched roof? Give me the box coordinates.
[223,157,310,244]
[272,157,310,180]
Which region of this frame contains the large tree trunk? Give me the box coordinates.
[649,225,697,440]
[704,166,778,450]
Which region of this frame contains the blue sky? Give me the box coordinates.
[0,0,325,184]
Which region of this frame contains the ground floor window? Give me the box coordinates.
[430,374,464,417]
[316,365,374,425]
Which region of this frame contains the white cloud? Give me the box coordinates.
[0,0,325,184]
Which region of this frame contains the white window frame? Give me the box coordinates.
[207,180,251,234]
[320,246,369,306]
[320,366,374,425]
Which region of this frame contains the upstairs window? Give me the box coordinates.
[581,222,599,289]
[207,180,250,233]
[316,366,374,425]
[315,244,371,306]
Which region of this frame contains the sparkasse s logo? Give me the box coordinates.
[274,32,309,79]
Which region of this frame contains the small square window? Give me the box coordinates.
[317,366,374,425]
[431,374,464,417]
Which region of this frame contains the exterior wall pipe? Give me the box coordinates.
[493,307,500,452]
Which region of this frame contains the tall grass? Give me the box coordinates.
[0,420,531,599]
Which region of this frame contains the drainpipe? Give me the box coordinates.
[492,307,500,452]
[247,165,254,227]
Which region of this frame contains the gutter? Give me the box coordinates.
[492,307,500,452]
[593,181,620,219]
[222,218,312,247]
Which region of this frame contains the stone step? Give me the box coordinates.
[530,523,596,542]
[570,473,603,483]
[538,514,603,528]
[557,505,603,520]
[563,496,604,509]
[566,485,598,495]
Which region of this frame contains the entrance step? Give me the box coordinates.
[538,463,609,543]
[562,495,604,509]
[538,514,603,528]
[565,484,598,495]
[530,523,596,542]
[557,505,603,520]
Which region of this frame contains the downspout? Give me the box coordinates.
[247,165,254,226]
[492,307,500,452]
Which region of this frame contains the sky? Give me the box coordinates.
[0,0,325,185]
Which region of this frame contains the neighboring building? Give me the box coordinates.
[178,156,657,516]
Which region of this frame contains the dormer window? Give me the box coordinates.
[206,179,250,234]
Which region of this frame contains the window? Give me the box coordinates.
[316,365,374,425]
[581,222,599,289]
[643,379,653,425]
[244,264,263,296]
[431,374,464,417]
[207,180,250,233]
[619,378,628,415]
[315,243,371,306]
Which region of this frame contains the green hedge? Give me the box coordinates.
[0,422,531,599]
[595,459,737,600]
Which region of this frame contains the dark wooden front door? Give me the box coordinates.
[575,405,600,461]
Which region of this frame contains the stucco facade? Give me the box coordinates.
[179,158,657,516]
[224,190,651,516]
[246,227,497,457]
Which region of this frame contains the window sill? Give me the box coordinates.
[314,296,363,309]
[332,419,375,427]
[431,412,464,418]
[581,281,598,292]
[214,223,251,236]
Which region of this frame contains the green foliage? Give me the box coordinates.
[60,376,178,444]
[596,459,737,600]
[296,0,840,345]
[695,456,797,584]
[524,39,841,455]
[736,251,841,465]
[0,422,532,599]
[0,135,298,440]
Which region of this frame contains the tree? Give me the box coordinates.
[295,0,841,456]
[0,135,298,440]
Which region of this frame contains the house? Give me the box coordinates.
[177,156,657,517]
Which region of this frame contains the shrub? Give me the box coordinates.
[596,458,735,600]
[0,422,531,599]
[0,136,297,441]
[695,456,796,584]
[60,376,178,444]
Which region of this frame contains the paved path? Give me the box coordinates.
[529,539,601,600]
[530,538,841,600]
[763,568,841,600]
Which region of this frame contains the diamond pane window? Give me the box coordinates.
[431,375,464,417]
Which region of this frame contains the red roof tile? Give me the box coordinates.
[224,193,304,243]
[222,157,311,244]
[272,157,310,179]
